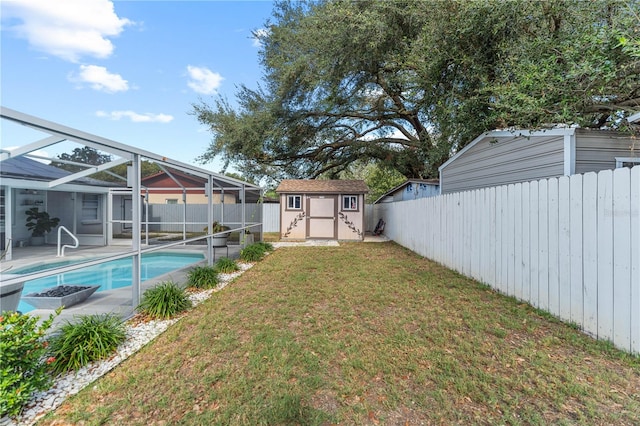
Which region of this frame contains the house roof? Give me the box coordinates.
[0,156,116,187]
[275,179,368,194]
[373,179,439,204]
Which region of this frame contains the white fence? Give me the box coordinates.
[373,167,640,354]
[262,203,280,232]
[143,203,263,233]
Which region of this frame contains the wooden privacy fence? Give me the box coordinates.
[373,167,639,354]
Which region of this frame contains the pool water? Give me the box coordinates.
[18,252,204,313]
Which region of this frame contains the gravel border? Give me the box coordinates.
[2,262,255,426]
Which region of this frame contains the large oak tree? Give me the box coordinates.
[193,0,640,182]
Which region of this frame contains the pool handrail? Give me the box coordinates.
[57,226,79,257]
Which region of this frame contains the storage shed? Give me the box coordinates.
[275,180,368,240]
[438,128,639,194]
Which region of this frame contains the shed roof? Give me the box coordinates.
[276,179,368,194]
[373,179,439,204]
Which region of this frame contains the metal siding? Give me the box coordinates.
[441,135,565,194]
[574,132,639,174]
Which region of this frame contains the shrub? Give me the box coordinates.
[240,244,266,262]
[187,265,219,289]
[254,241,274,252]
[0,310,58,417]
[214,257,240,274]
[46,314,126,375]
[137,281,192,319]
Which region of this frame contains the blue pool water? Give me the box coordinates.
[17,252,204,313]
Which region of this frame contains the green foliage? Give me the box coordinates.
[194,0,639,182]
[187,266,219,289]
[240,244,267,262]
[253,241,274,253]
[204,221,230,234]
[214,257,240,274]
[339,161,406,203]
[137,281,192,319]
[0,310,59,417]
[25,207,60,237]
[46,314,126,375]
[50,146,162,183]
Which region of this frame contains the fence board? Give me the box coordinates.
[529,181,540,308]
[569,175,584,326]
[514,184,523,299]
[538,180,549,311]
[548,179,560,316]
[521,182,531,302]
[582,172,598,336]
[488,187,497,286]
[558,176,571,321]
[597,170,614,339]
[507,185,516,297]
[612,168,631,351]
[631,166,640,354]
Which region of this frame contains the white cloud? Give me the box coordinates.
[2,0,132,62]
[96,110,173,123]
[186,65,223,95]
[69,65,128,93]
[252,28,269,47]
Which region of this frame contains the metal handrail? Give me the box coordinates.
[57,226,79,257]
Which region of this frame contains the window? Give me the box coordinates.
[81,194,100,223]
[287,195,302,210]
[165,199,178,204]
[615,157,640,168]
[342,195,358,211]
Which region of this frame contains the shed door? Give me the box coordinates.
[306,196,337,239]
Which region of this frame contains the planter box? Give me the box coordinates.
[0,277,25,312]
[22,285,100,310]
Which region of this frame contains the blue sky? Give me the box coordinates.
[1,0,275,172]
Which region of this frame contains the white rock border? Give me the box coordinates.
[2,262,255,426]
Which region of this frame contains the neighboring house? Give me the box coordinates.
[374,179,440,204]
[275,180,368,241]
[0,156,116,249]
[438,128,639,194]
[141,169,236,204]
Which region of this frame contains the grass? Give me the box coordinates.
[40,243,640,425]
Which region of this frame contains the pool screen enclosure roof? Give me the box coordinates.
[0,106,262,308]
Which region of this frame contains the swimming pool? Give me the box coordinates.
[17,252,204,313]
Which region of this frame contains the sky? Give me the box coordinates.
[0,0,275,173]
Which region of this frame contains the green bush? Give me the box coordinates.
[187,265,219,289]
[137,281,192,319]
[214,257,240,274]
[240,244,266,262]
[0,310,58,417]
[254,241,274,252]
[46,314,126,375]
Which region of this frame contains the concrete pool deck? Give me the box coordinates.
[1,243,243,326]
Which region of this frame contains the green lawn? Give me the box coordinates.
[41,242,640,425]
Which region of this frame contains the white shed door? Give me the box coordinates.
[306,196,337,239]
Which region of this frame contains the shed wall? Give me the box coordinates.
[440,134,565,194]
[575,130,639,174]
